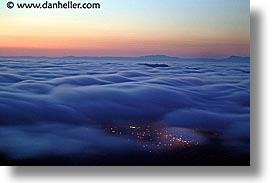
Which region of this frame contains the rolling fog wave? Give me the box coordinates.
[0,57,250,159]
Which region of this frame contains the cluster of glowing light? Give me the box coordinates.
[105,124,200,153]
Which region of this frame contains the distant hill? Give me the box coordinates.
[223,56,250,62]
[138,55,181,61]
[0,55,250,62]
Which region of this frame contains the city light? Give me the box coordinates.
[105,123,199,153]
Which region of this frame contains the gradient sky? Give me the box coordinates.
[0,0,250,58]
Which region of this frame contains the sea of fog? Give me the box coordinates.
[0,57,250,165]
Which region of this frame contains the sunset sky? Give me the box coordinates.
[0,0,250,58]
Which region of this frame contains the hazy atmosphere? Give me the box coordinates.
[0,0,249,58]
[0,0,250,165]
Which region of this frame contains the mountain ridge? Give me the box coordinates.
[0,55,250,61]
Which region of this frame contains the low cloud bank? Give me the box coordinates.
[0,58,250,159]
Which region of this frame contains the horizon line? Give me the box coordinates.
[0,54,250,60]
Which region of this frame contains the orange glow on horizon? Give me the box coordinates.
[0,31,249,58]
[0,0,250,58]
